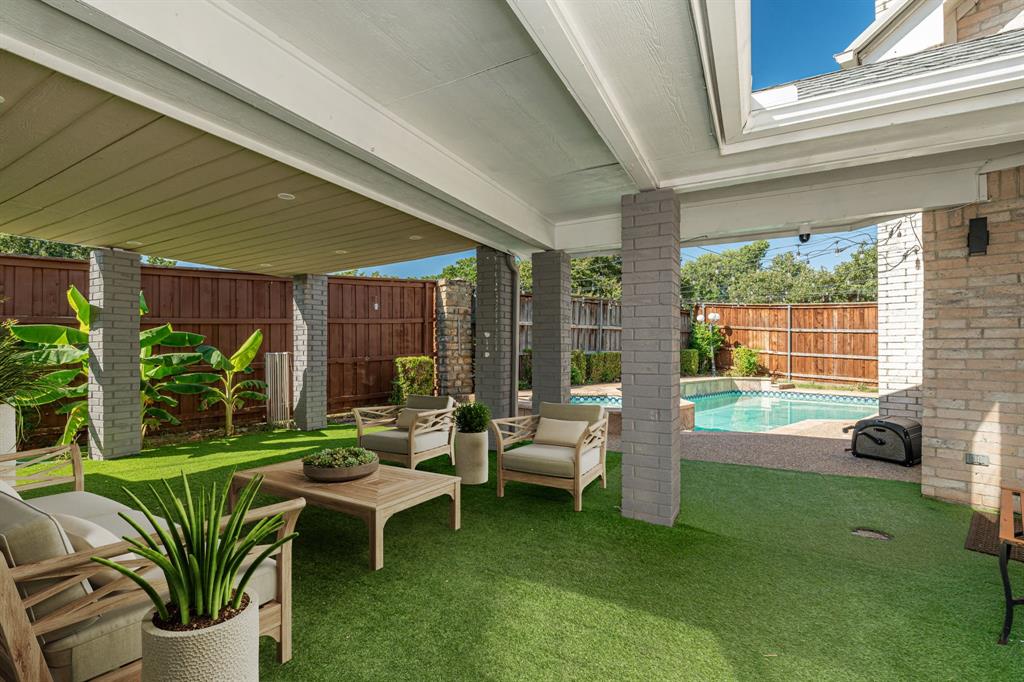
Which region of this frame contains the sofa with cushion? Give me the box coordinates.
[353,394,457,469]
[490,402,609,511]
[0,444,304,682]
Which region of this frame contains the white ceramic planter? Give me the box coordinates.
[0,403,15,455]
[454,431,488,484]
[141,592,258,682]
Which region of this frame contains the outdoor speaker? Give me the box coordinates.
[968,217,988,255]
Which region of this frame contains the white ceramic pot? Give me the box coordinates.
[0,403,15,455]
[454,431,488,485]
[141,592,259,682]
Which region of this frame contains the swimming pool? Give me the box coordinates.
[570,391,878,433]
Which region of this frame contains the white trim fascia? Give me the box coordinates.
[56,0,556,249]
[744,51,1024,139]
[696,0,751,145]
[506,0,656,190]
[978,151,1024,174]
[833,0,917,69]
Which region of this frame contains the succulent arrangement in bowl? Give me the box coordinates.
[302,446,379,482]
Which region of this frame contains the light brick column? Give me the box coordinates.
[436,279,474,402]
[292,274,328,430]
[620,189,681,526]
[877,214,924,420]
[87,249,141,460]
[531,250,572,411]
[475,245,517,419]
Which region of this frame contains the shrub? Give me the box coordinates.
[519,348,532,387]
[689,321,725,374]
[390,356,435,404]
[303,447,376,468]
[455,402,491,433]
[585,351,621,384]
[680,349,699,376]
[730,345,762,377]
[571,350,587,386]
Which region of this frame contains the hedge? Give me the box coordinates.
[571,350,587,385]
[680,349,699,376]
[519,348,533,388]
[520,349,623,386]
[390,355,435,404]
[729,346,762,377]
[585,351,622,384]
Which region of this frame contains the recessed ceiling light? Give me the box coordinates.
[408,235,422,240]
[259,263,273,268]
[277,192,296,201]
[334,249,348,254]
[125,240,144,247]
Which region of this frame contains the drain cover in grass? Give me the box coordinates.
[851,528,892,541]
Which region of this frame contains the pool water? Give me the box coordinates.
[570,391,878,433]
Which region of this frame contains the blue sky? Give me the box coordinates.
[284,0,877,279]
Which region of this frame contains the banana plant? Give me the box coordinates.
[166,330,267,436]
[10,285,204,444]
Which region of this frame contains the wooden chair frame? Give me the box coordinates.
[0,444,305,682]
[490,414,609,512]
[998,486,1024,645]
[353,404,457,469]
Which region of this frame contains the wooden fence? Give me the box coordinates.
[519,295,691,353]
[0,255,435,436]
[698,303,878,385]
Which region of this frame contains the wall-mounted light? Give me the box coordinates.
[968,217,988,255]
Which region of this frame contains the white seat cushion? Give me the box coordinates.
[502,443,600,478]
[534,418,588,447]
[54,514,137,588]
[361,428,449,455]
[30,491,132,519]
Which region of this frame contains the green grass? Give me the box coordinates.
[29,426,1021,680]
[791,381,878,394]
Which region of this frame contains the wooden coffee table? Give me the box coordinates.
[230,461,460,570]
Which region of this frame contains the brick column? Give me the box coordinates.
[475,245,517,419]
[620,189,681,526]
[292,274,327,430]
[436,279,474,401]
[87,248,141,460]
[531,250,571,411]
[877,214,924,420]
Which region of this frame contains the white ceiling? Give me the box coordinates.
[227,0,634,221]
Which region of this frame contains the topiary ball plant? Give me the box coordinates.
[455,402,490,433]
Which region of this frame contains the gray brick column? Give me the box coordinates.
[620,189,681,526]
[292,274,328,430]
[475,245,517,419]
[87,249,141,460]
[531,250,571,411]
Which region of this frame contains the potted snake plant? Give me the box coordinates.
[92,472,297,682]
[454,402,491,484]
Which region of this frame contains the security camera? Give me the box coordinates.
[798,226,811,244]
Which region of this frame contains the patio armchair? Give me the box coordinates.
[490,402,609,512]
[353,394,457,469]
[0,444,304,682]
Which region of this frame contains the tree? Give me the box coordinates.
[0,234,90,260]
[830,243,877,301]
[145,255,177,267]
[680,241,769,303]
[435,257,478,283]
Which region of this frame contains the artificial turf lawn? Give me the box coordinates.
[31,425,1022,680]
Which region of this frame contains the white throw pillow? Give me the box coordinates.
[54,514,136,588]
[534,418,589,448]
[396,408,430,430]
[0,477,21,500]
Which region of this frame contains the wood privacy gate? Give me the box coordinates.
[699,303,878,385]
[0,255,436,434]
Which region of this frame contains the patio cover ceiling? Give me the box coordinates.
[0,50,474,276]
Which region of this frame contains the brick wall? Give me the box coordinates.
[877,214,924,420]
[87,249,142,459]
[292,274,328,430]
[436,279,473,402]
[475,245,517,419]
[956,0,1024,40]
[921,165,1024,508]
[531,250,572,410]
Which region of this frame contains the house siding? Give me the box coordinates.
[921,165,1024,509]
